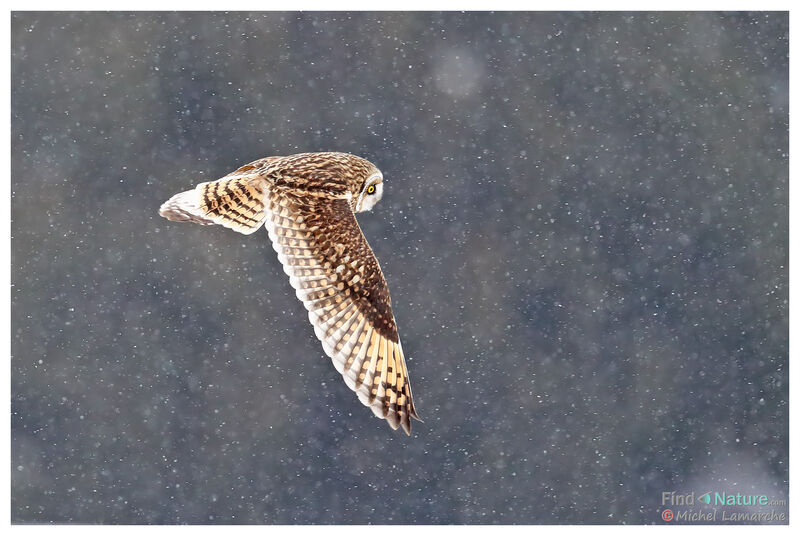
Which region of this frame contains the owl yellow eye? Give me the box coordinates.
[366,185,376,195]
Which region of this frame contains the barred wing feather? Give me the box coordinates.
[263,189,419,434]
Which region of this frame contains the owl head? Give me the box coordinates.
[266,152,384,213]
[354,171,384,213]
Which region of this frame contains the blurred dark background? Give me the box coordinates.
[11,12,788,524]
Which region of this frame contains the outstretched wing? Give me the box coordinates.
[158,157,281,234]
[264,188,419,434]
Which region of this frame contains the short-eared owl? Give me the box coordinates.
[158,152,419,434]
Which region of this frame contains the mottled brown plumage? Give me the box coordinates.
[158,152,420,434]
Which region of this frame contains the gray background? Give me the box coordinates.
[11,12,788,524]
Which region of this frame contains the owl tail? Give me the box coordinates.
[159,176,267,235]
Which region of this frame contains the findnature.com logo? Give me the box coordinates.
[659,491,787,523]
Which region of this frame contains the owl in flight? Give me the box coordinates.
[158,152,420,434]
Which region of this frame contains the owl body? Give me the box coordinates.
[159,152,418,434]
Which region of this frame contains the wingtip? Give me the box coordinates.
[399,406,420,435]
[409,402,422,422]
